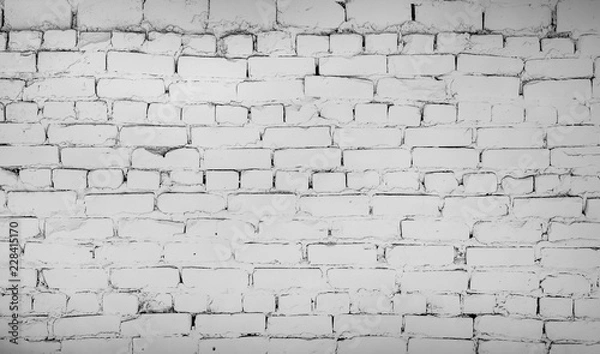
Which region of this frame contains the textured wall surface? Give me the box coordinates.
[1,0,600,353]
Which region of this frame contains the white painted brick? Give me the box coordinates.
[401,220,469,241]
[0,53,36,73]
[120,126,187,147]
[54,315,120,337]
[346,0,410,29]
[254,268,323,291]
[402,34,435,54]
[19,169,52,188]
[320,55,386,77]
[308,244,376,265]
[279,0,344,30]
[513,197,582,218]
[540,298,573,319]
[297,35,329,57]
[525,58,594,79]
[388,55,455,77]
[98,79,165,100]
[204,149,271,170]
[191,127,259,148]
[542,274,590,296]
[85,194,154,215]
[402,271,468,293]
[38,52,105,73]
[182,35,216,56]
[306,76,373,100]
[409,339,475,354]
[365,34,398,54]
[334,128,401,148]
[178,57,246,78]
[8,191,76,216]
[476,316,543,340]
[122,314,191,336]
[300,195,368,217]
[335,315,402,336]
[501,176,534,194]
[249,57,314,78]
[452,76,520,100]
[541,248,600,269]
[523,79,592,102]
[463,173,498,194]
[256,31,293,56]
[416,1,482,32]
[388,105,421,126]
[405,316,473,339]
[457,54,523,76]
[108,52,174,75]
[238,80,304,102]
[0,146,58,167]
[78,0,143,30]
[0,79,25,100]
[78,32,111,51]
[48,124,117,146]
[542,38,575,56]
[0,123,46,145]
[43,268,108,290]
[8,31,43,51]
[111,267,179,289]
[467,248,535,266]
[551,344,600,354]
[481,149,550,170]
[330,34,363,56]
[263,127,331,148]
[373,195,440,217]
[221,35,253,58]
[486,4,552,33]
[387,246,455,266]
[414,148,478,169]
[268,315,331,336]
[382,171,419,191]
[144,0,208,32]
[377,78,447,101]
[157,193,225,213]
[477,127,544,148]
[557,0,600,35]
[343,149,411,170]
[5,0,72,29]
[470,271,538,293]
[42,30,77,50]
[405,128,471,147]
[24,78,96,101]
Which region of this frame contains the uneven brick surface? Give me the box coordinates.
[1,0,600,353]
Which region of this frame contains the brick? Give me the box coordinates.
[557,0,600,34]
[108,52,174,75]
[8,191,77,216]
[335,315,402,336]
[5,0,71,29]
[299,195,369,217]
[372,195,440,217]
[542,274,590,296]
[337,337,406,354]
[513,197,582,218]
[122,314,191,336]
[297,35,329,57]
[78,0,143,30]
[54,316,120,337]
[346,0,410,29]
[204,149,271,170]
[178,57,246,78]
[119,126,187,147]
[413,148,478,169]
[157,193,225,214]
[405,316,473,339]
[547,126,600,147]
[256,31,293,55]
[236,244,302,264]
[523,79,592,102]
[402,220,469,241]
[85,194,154,215]
[486,4,552,34]
[195,314,265,336]
[171,80,237,103]
[551,344,600,354]
[402,271,468,293]
[61,147,131,169]
[330,34,363,55]
[525,58,593,79]
[541,248,600,269]
[111,267,179,289]
[23,78,96,101]
[477,127,544,148]
[42,30,77,50]
[0,124,46,145]
[278,0,344,30]
[0,79,25,100]
[48,125,117,146]
[306,77,373,100]
[409,339,475,354]
[546,321,600,342]
[308,244,377,265]
[481,149,550,170]
[451,76,520,100]
[144,0,208,32]
[320,55,386,77]
[274,148,341,169]
[334,128,401,148]
[467,248,535,267]
[388,55,455,77]
[343,149,411,170]
[476,316,543,340]
[457,54,523,76]
[377,78,447,101]
[268,316,331,337]
[387,246,455,266]
[191,127,259,148]
[38,52,105,73]
[44,269,108,290]
[549,222,600,242]
[98,79,164,100]
[365,33,399,54]
[416,1,481,31]
[254,268,323,290]
[551,147,600,168]
[263,127,331,148]
[228,194,296,216]
[0,53,36,73]
[402,34,434,54]
[405,128,471,147]
[248,57,314,78]
[471,271,538,293]
[238,80,304,102]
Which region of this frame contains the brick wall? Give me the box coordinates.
[1,0,600,353]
